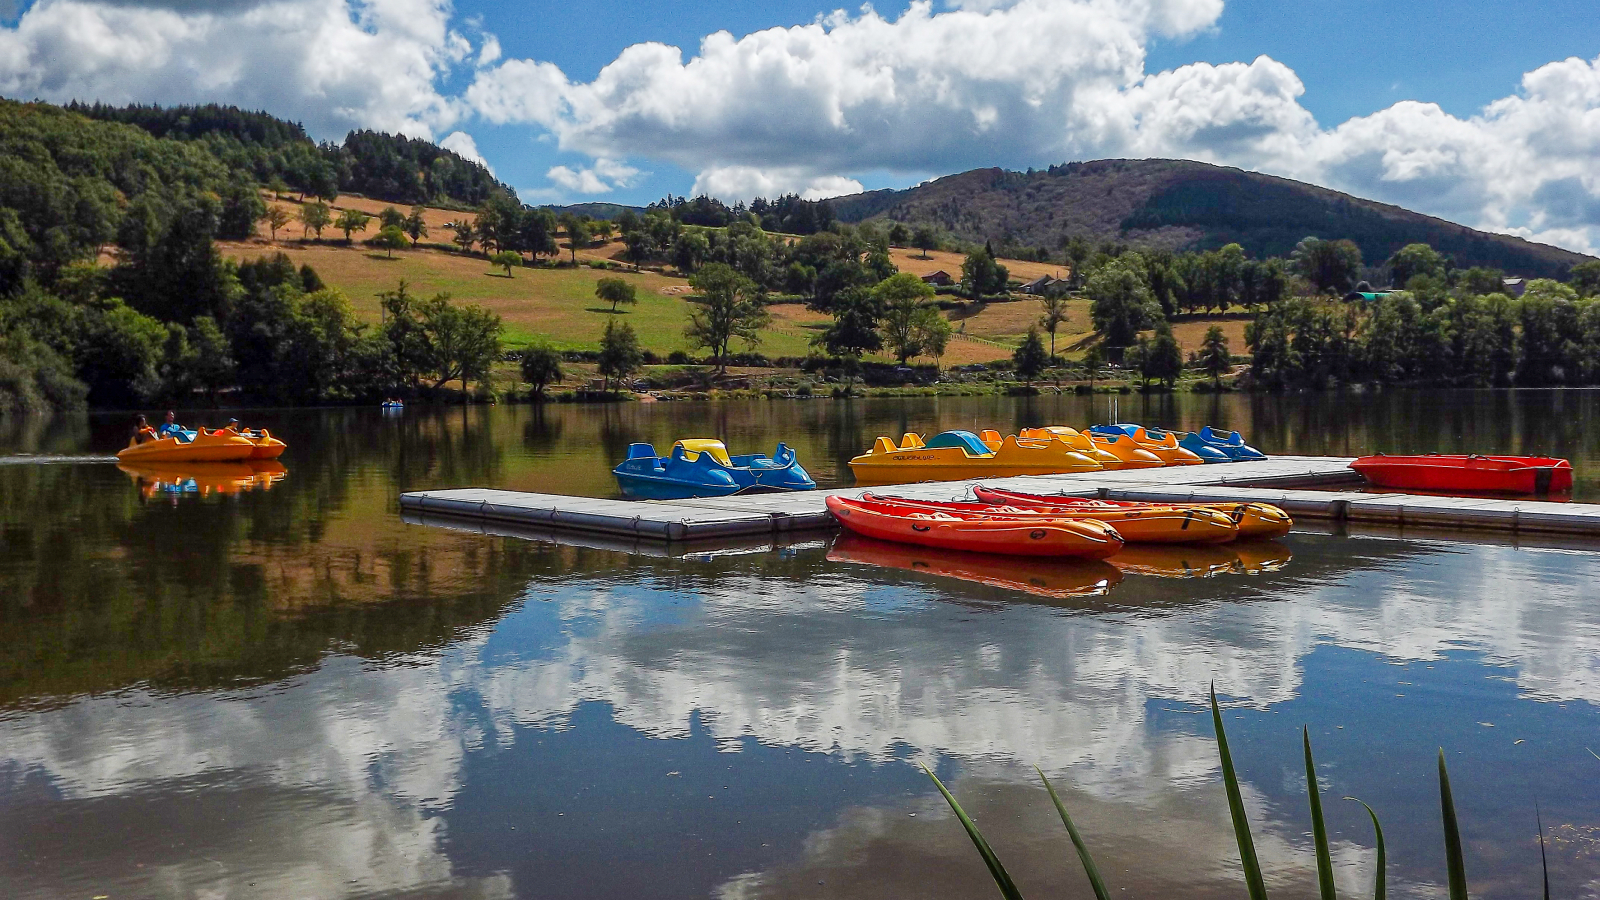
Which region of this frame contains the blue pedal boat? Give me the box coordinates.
[1194,425,1268,461]
[613,439,816,500]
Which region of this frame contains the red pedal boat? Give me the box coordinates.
[1349,454,1572,495]
[825,495,1124,559]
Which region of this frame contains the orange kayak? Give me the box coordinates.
[826,495,1124,559]
[860,493,1240,545]
[974,486,1292,540]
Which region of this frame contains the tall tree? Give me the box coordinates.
[490,250,521,276]
[378,206,406,230]
[564,217,591,263]
[299,201,331,239]
[1570,260,1600,298]
[960,247,1008,299]
[888,222,910,247]
[597,318,643,393]
[450,219,475,253]
[1141,321,1184,387]
[596,276,638,313]
[520,344,564,400]
[403,206,429,246]
[371,225,408,258]
[1038,293,1069,357]
[335,208,370,243]
[874,272,938,363]
[1013,324,1048,385]
[1292,237,1363,295]
[1199,324,1232,386]
[1388,242,1446,287]
[685,263,769,373]
[260,206,291,242]
[1087,258,1161,348]
[813,285,883,360]
[913,225,937,259]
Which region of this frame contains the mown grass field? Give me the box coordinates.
[244,196,1247,364]
[220,238,818,355]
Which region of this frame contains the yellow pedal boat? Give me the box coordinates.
[1016,426,1124,468]
[848,430,1103,486]
[116,429,259,463]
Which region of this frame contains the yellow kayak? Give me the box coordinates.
[848,429,1103,486]
[116,429,258,463]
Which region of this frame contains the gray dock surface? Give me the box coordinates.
[399,455,1600,543]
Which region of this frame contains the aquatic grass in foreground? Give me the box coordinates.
[922,684,1547,900]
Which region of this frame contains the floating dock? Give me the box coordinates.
[400,455,1600,544]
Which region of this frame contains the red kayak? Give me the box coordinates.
[826,495,1124,559]
[1349,454,1572,495]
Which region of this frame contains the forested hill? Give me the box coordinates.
[829,159,1591,279]
[65,100,512,208]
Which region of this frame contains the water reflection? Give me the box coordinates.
[0,398,1598,899]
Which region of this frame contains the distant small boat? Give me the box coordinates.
[614,439,815,500]
[826,494,1124,558]
[1350,454,1572,495]
[381,400,405,410]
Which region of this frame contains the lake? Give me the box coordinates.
[2,391,1598,899]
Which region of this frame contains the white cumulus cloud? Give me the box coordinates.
[692,165,864,202]
[546,158,640,194]
[439,130,491,172]
[0,0,1598,251]
[0,0,471,139]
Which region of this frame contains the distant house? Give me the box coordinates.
[921,270,955,287]
[1019,274,1067,295]
[1503,277,1527,297]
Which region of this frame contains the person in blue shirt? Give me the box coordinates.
[157,410,192,443]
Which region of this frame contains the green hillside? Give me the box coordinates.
[830,159,1591,279]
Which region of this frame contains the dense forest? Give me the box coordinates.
[0,99,503,413]
[67,101,510,208]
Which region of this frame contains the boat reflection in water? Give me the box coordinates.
[118,460,288,501]
[1111,540,1292,578]
[828,532,1123,601]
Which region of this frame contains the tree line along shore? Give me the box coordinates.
[3,97,1599,413]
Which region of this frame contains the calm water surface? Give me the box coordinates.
[2,392,1599,899]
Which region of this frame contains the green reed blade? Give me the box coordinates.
[1536,801,1550,900]
[1212,684,1269,900]
[1036,767,1111,900]
[922,764,1026,900]
[1304,728,1337,900]
[1344,794,1382,896]
[1438,749,1468,900]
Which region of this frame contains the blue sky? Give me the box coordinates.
[1,0,1598,251]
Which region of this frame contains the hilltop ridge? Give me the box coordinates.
[829,159,1590,278]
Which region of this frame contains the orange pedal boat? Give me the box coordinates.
[826,495,1124,558]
